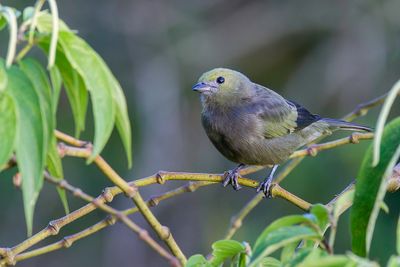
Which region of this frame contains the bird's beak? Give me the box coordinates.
[192,82,213,93]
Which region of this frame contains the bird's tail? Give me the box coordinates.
[321,118,373,132]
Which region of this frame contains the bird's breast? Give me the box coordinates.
[201,107,266,163]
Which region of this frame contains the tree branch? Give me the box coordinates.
[58,143,187,265]
[43,173,179,266]
[290,132,374,158]
[223,157,304,239]
[0,92,389,265]
[7,182,211,265]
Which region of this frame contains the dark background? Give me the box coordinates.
[1,1,400,266]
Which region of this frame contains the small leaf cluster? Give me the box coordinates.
[0,4,132,236]
[187,205,370,267]
[187,203,400,267]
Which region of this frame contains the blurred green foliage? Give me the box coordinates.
[0,1,399,267]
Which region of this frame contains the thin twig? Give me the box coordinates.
[43,173,178,266]
[342,93,388,121]
[0,125,375,263]
[57,144,187,265]
[15,43,33,62]
[60,143,311,210]
[223,158,303,240]
[0,156,16,171]
[9,182,211,265]
[55,130,87,147]
[290,132,374,158]
[0,167,307,265]
[0,93,388,265]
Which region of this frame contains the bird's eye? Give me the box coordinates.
[216,76,225,84]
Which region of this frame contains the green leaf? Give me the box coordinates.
[0,93,16,169]
[387,256,400,267]
[110,75,132,167]
[36,11,70,33]
[332,189,354,219]
[38,37,88,137]
[58,31,116,161]
[298,251,354,267]
[250,226,320,267]
[37,18,132,165]
[310,204,329,231]
[47,136,69,214]
[0,59,7,91]
[6,66,45,236]
[49,65,62,115]
[285,248,314,267]
[186,255,211,267]
[254,215,318,250]
[280,242,297,263]
[381,201,390,214]
[373,80,400,166]
[397,216,400,255]
[347,252,378,267]
[239,243,250,267]
[0,6,18,67]
[210,240,246,266]
[53,49,88,136]
[329,189,354,249]
[259,257,281,267]
[0,14,7,30]
[19,59,53,151]
[22,6,34,21]
[351,117,400,256]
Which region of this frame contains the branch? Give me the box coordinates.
[0,130,375,265]
[0,166,308,265]
[43,173,178,266]
[58,142,187,265]
[9,182,211,265]
[0,93,388,265]
[290,132,374,158]
[342,93,388,121]
[223,157,303,239]
[9,166,327,267]
[0,156,16,172]
[222,132,373,240]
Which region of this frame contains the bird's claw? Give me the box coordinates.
[256,178,274,198]
[223,170,242,190]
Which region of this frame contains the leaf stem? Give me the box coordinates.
[28,0,46,45]
[15,43,33,62]
[0,6,18,67]
[46,0,59,68]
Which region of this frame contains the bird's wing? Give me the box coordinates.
[250,84,320,138]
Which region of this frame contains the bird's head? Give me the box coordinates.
[192,68,253,106]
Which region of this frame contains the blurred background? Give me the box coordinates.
[1,0,400,266]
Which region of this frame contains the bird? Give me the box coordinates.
[192,68,372,197]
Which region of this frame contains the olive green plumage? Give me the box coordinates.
[193,68,371,195]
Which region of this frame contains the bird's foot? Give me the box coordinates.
[222,169,242,191]
[256,165,279,198]
[256,177,274,198]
